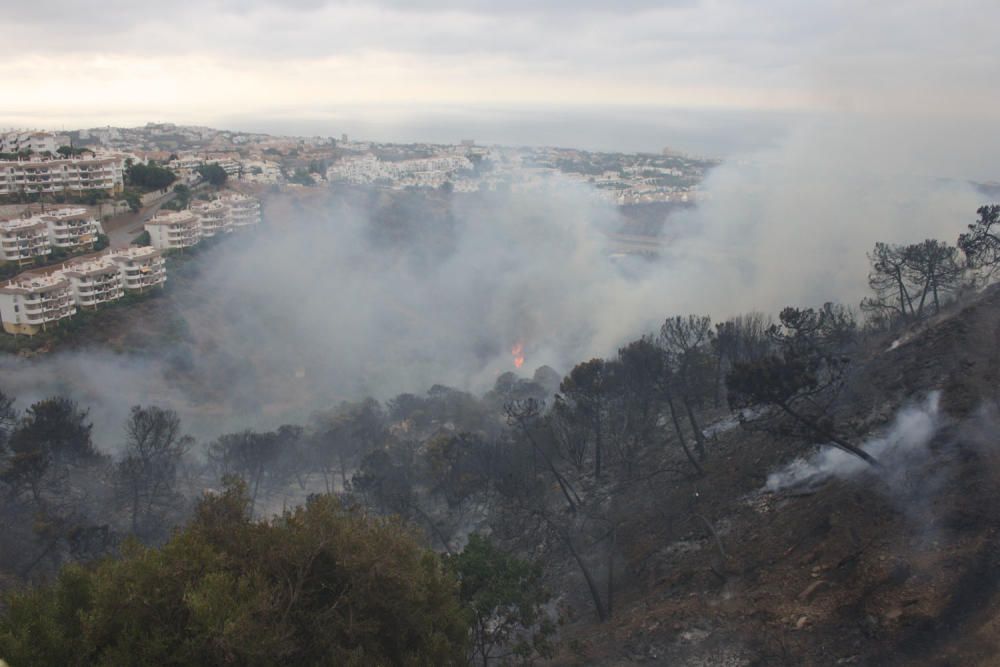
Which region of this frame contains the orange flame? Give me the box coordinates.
[511,342,525,369]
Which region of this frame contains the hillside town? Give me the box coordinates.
[0,122,710,336]
[2,125,715,206]
[0,193,261,335]
[0,128,264,336]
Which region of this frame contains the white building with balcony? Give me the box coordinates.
[108,247,167,292]
[0,155,125,196]
[218,192,261,229]
[145,210,202,250]
[0,273,76,335]
[0,131,64,155]
[56,256,125,309]
[191,200,231,238]
[41,207,102,252]
[0,218,51,264]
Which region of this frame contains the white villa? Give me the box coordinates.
[0,273,76,335]
[41,207,102,251]
[191,200,231,237]
[0,217,50,264]
[106,246,167,293]
[57,256,125,309]
[146,210,202,250]
[0,154,126,197]
[217,192,261,229]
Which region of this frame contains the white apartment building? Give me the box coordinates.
[191,200,231,238]
[0,131,64,155]
[41,207,102,251]
[218,192,261,229]
[145,210,202,250]
[56,256,125,309]
[168,155,205,172]
[107,247,167,292]
[214,159,241,177]
[0,218,50,264]
[325,154,473,187]
[0,155,125,196]
[239,160,282,184]
[0,273,76,335]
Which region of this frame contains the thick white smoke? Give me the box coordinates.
[765,391,942,493]
[1,111,996,449]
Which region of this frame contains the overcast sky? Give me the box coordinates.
[2,0,998,149]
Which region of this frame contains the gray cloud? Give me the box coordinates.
[3,0,991,102]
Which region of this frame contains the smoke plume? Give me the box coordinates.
[0,111,996,449]
[765,391,942,493]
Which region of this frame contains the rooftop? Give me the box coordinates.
[41,207,92,221]
[146,210,198,226]
[57,256,119,277]
[0,217,46,232]
[108,246,161,260]
[0,273,69,294]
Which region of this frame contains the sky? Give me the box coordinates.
[2,0,999,153]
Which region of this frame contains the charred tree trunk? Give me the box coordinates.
[682,395,707,461]
[665,391,704,476]
[779,401,879,467]
[594,416,603,480]
[606,525,617,619]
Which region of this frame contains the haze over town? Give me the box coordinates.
[2,2,1000,666]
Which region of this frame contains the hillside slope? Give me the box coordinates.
[552,286,1000,666]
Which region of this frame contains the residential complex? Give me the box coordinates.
[191,200,231,237]
[108,246,167,293]
[147,193,261,249]
[41,122,713,205]
[146,210,202,250]
[0,154,126,197]
[0,130,68,155]
[0,246,167,334]
[41,207,102,251]
[0,208,102,264]
[218,192,261,229]
[58,256,125,309]
[0,218,51,264]
[0,273,76,335]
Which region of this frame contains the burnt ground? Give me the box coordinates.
[546,286,1000,666]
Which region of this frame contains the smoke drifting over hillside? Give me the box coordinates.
[1,112,996,446]
[765,392,943,493]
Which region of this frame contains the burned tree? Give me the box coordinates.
[958,204,1000,278]
[659,315,715,461]
[862,242,916,324]
[618,337,703,475]
[557,359,619,480]
[0,390,15,453]
[728,306,875,466]
[1,398,109,579]
[614,338,666,476]
[863,239,962,326]
[499,399,617,623]
[903,239,963,317]
[3,397,100,509]
[712,312,773,406]
[116,405,192,538]
[208,429,283,516]
[351,447,416,516]
[506,399,581,512]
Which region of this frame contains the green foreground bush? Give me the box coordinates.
[0,481,468,666]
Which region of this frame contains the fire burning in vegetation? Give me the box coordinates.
[511,342,525,369]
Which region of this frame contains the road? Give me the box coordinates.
[103,192,176,248]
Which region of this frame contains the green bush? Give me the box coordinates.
[0,482,469,666]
